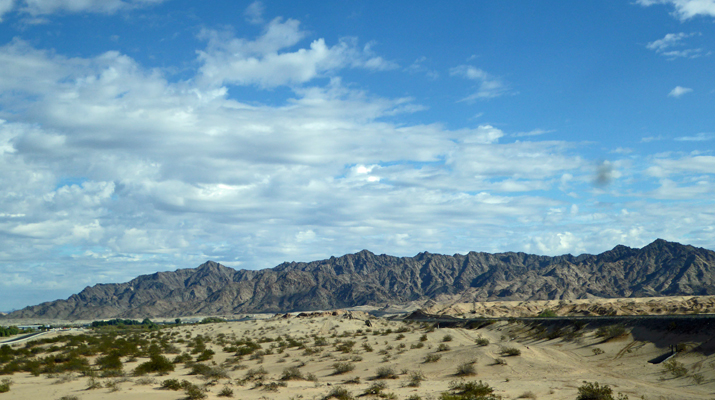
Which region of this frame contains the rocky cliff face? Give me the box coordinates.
[6,239,715,320]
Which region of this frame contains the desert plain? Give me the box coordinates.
[2,298,715,400]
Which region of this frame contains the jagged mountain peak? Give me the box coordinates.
[4,240,715,320]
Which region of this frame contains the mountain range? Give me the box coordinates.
[4,239,715,320]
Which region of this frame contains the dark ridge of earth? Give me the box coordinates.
[5,238,715,320]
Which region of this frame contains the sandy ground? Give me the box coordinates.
[2,311,715,400]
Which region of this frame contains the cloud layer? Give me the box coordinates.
[0,2,714,310]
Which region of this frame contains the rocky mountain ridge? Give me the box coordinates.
[5,239,715,320]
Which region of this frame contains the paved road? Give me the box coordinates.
[0,331,49,345]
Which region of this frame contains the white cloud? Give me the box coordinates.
[646,32,705,59]
[675,132,715,141]
[244,0,264,25]
[449,65,510,101]
[668,86,693,97]
[197,18,397,89]
[0,0,167,19]
[637,0,715,20]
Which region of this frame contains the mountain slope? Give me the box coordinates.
[6,239,715,320]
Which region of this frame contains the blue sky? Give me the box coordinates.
[0,0,714,311]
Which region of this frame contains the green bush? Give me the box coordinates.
[363,381,387,395]
[332,362,355,375]
[407,370,425,387]
[323,386,354,400]
[374,366,398,379]
[501,346,521,356]
[576,381,628,400]
[218,386,234,397]
[133,354,174,376]
[437,343,450,352]
[424,353,441,363]
[442,335,453,342]
[475,337,489,346]
[440,380,498,400]
[185,382,207,400]
[281,366,305,380]
[0,378,12,393]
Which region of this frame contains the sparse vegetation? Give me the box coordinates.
[592,348,604,355]
[455,361,477,376]
[595,325,626,341]
[332,362,356,375]
[576,381,628,400]
[323,386,354,400]
[662,359,687,378]
[0,378,11,393]
[374,366,398,379]
[424,353,442,363]
[406,370,425,387]
[437,343,451,352]
[500,346,521,356]
[440,380,498,400]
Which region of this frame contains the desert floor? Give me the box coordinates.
[2,312,715,400]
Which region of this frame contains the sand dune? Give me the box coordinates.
[2,308,715,400]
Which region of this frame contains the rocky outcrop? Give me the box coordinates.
[5,239,715,320]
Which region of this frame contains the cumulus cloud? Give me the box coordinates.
[637,0,715,20]
[449,65,510,101]
[197,18,397,89]
[668,85,693,97]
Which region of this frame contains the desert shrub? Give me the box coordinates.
[501,346,521,356]
[133,354,174,375]
[424,353,441,363]
[475,337,489,346]
[86,376,103,390]
[134,377,156,385]
[396,334,406,340]
[196,349,215,362]
[691,373,705,384]
[374,366,398,379]
[245,366,268,380]
[576,381,629,400]
[323,386,354,400]
[407,396,422,400]
[59,396,79,400]
[185,382,207,400]
[218,386,234,397]
[362,343,374,352]
[261,381,287,391]
[419,334,428,342]
[440,380,498,400]
[281,366,305,380]
[517,391,537,399]
[336,340,356,353]
[493,358,507,366]
[0,378,11,393]
[406,370,425,387]
[161,378,185,390]
[595,325,626,341]
[455,361,476,376]
[662,359,687,378]
[314,336,329,346]
[96,352,123,372]
[411,342,425,349]
[173,352,193,363]
[437,343,451,352]
[332,362,355,375]
[189,363,229,379]
[442,335,453,342]
[364,381,387,395]
[592,348,605,355]
[537,309,557,318]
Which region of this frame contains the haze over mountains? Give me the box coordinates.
[5,239,715,320]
